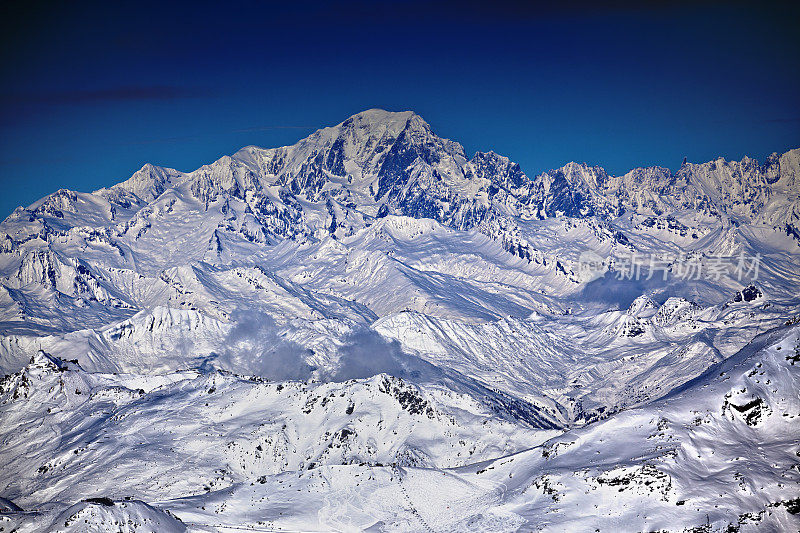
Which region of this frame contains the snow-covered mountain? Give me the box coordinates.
[1,109,798,532]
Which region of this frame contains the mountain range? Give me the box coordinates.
[1,109,798,532]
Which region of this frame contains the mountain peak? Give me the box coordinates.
[346,108,416,125]
[109,162,183,202]
[334,108,429,141]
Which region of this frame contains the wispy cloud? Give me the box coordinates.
[3,86,210,105]
[710,116,800,125]
[122,125,314,145]
[0,156,75,167]
[762,117,800,123]
[324,0,751,24]
[231,125,314,133]
[122,134,208,146]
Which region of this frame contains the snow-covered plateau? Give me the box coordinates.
[0,109,798,532]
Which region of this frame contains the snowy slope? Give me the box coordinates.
[0,109,798,531]
[0,353,557,505]
[161,325,800,532]
[8,325,794,532]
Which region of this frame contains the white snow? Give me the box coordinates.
[0,109,798,531]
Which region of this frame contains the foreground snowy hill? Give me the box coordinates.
[0,109,798,531]
[4,325,798,531]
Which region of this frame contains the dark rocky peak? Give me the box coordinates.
[467,151,530,190]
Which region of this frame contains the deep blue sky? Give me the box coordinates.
[1,0,798,219]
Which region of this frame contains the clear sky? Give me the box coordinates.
[1,0,798,219]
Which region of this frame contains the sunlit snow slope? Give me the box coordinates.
[0,109,798,532]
